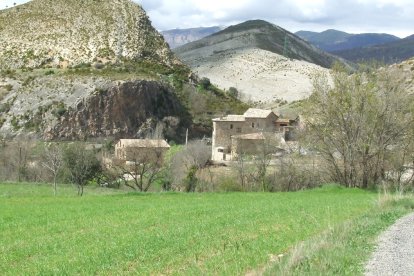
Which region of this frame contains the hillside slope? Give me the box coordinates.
[296,29,399,52]
[0,0,178,69]
[0,0,247,141]
[174,20,338,103]
[161,26,223,49]
[176,20,341,69]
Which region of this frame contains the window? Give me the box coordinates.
[236,127,242,133]
[251,123,255,128]
[230,124,233,129]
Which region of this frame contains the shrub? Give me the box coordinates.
[199,77,211,89]
[44,70,55,76]
[94,62,105,70]
[227,87,239,99]
[218,177,243,192]
[4,84,13,91]
[52,107,67,118]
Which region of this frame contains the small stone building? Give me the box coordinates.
[115,139,170,165]
[212,108,297,161]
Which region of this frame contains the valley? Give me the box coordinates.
[0,1,413,275]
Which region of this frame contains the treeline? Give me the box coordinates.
[0,139,323,195]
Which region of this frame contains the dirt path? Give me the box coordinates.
[365,213,414,276]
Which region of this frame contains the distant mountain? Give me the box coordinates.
[332,35,414,64]
[174,20,344,103]
[161,27,223,48]
[296,29,400,52]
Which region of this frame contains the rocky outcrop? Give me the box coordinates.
[161,27,223,49]
[44,80,191,141]
[0,0,179,69]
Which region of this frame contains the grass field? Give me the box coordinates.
[0,183,411,275]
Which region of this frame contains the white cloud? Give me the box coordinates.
[2,0,413,37]
[137,0,414,37]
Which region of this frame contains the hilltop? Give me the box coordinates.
[174,20,343,103]
[176,20,342,69]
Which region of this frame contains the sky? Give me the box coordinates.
[1,0,413,38]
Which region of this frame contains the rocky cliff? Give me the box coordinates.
[44,80,191,141]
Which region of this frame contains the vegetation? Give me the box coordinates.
[1,183,407,275]
[266,194,414,275]
[303,64,414,189]
[63,144,101,196]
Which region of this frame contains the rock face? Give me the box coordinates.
[45,80,191,141]
[0,0,179,69]
[161,27,223,49]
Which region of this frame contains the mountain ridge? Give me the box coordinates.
[332,35,414,64]
[295,29,400,53]
[174,20,341,103]
[176,20,342,69]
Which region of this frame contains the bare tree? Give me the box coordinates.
[170,140,211,191]
[41,143,63,196]
[0,140,35,182]
[249,139,274,191]
[115,148,164,192]
[303,64,414,188]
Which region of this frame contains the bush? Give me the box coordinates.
[44,70,55,76]
[4,84,13,91]
[199,77,211,90]
[218,177,243,192]
[228,87,239,99]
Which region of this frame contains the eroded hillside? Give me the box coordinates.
[0,0,178,69]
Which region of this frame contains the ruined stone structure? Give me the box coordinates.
[212,108,297,161]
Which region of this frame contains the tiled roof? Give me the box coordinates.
[243,108,275,118]
[213,115,246,122]
[117,139,170,148]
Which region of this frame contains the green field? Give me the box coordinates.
[0,183,410,275]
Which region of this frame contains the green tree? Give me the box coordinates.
[63,145,101,196]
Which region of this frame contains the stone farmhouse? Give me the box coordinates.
[114,139,170,165]
[212,108,298,161]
